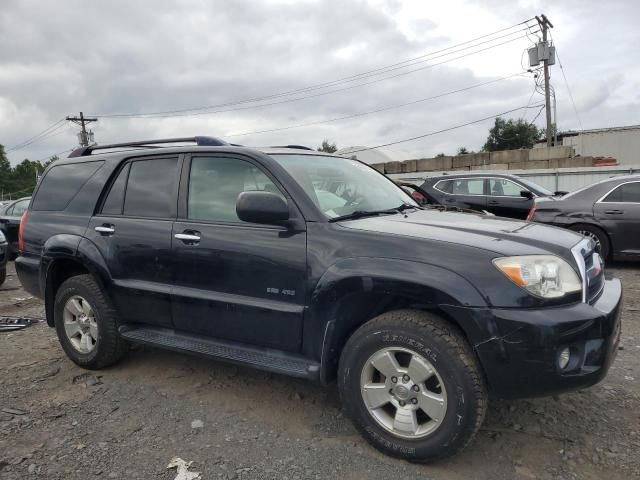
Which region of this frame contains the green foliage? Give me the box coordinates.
[457,147,469,155]
[435,153,446,157]
[317,139,337,153]
[0,144,55,200]
[482,117,542,152]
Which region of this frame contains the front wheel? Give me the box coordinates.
[338,310,487,463]
[0,267,6,287]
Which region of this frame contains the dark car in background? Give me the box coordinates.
[419,173,556,219]
[0,196,31,260]
[530,175,640,261]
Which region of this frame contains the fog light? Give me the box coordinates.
[558,348,571,370]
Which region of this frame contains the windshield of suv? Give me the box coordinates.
[270,154,418,219]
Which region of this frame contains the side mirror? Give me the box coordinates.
[236,191,290,225]
[520,190,534,199]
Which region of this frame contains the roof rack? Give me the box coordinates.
[269,145,314,151]
[68,136,229,157]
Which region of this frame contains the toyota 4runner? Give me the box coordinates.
[16,137,622,462]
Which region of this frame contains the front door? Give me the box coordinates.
[594,180,640,256]
[86,155,180,328]
[487,178,534,219]
[171,154,307,352]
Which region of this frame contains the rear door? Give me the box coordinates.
[487,177,534,219]
[86,155,181,328]
[171,154,307,352]
[433,177,488,211]
[594,181,640,256]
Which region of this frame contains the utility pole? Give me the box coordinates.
[535,14,554,146]
[66,112,98,147]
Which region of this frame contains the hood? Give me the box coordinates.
[339,209,583,258]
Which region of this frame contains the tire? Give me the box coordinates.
[569,224,610,260]
[54,274,128,369]
[338,309,487,463]
[0,267,5,287]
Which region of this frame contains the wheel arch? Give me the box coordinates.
[42,236,113,327]
[311,257,490,384]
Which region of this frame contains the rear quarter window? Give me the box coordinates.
[32,161,104,211]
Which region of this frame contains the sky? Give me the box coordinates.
[1,0,639,166]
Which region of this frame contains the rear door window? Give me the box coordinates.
[11,199,30,217]
[123,158,178,218]
[603,182,640,203]
[32,161,104,211]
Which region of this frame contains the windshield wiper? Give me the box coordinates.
[329,203,418,223]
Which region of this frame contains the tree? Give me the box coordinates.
[317,139,337,153]
[0,144,52,200]
[435,153,446,157]
[482,117,541,152]
[457,147,469,155]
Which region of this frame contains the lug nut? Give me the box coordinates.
[399,400,406,407]
[411,398,418,405]
[412,385,420,392]
[391,376,398,383]
[402,375,410,383]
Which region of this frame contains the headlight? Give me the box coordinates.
[0,230,5,242]
[493,255,582,298]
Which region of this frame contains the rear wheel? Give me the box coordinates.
[54,274,128,369]
[570,224,610,260]
[0,267,6,287]
[338,309,487,463]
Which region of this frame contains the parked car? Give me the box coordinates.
[530,174,640,261]
[0,229,7,286]
[0,196,31,260]
[16,137,621,463]
[418,173,558,219]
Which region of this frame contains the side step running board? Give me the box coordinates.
[119,325,320,381]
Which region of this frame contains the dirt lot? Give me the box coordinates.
[1,262,639,480]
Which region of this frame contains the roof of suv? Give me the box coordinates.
[61,137,339,165]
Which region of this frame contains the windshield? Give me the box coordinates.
[270,154,417,219]
[517,177,553,196]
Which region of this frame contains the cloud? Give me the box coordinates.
[1,0,638,165]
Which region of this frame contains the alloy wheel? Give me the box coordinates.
[63,295,98,354]
[360,347,447,439]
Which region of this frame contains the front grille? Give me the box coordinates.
[583,246,605,303]
[572,239,605,304]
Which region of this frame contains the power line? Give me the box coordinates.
[228,71,530,137]
[95,35,533,120]
[345,103,545,154]
[91,21,537,119]
[553,44,583,131]
[6,119,66,152]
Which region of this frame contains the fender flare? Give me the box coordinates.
[309,257,490,383]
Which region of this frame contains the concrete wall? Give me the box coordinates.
[375,146,587,174]
[561,128,640,166]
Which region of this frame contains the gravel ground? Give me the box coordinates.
[1,261,639,480]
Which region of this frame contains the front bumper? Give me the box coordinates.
[473,277,622,399]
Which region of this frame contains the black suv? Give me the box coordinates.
[16,137,622,462]
[419,172,556,219]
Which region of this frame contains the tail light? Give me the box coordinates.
[526,206,536,222]
[18,211,27,252]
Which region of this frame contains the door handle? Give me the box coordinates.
[94,225,115,235]
[604,209,624,215]
[175,232,201,243]
[488,200,500,205]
